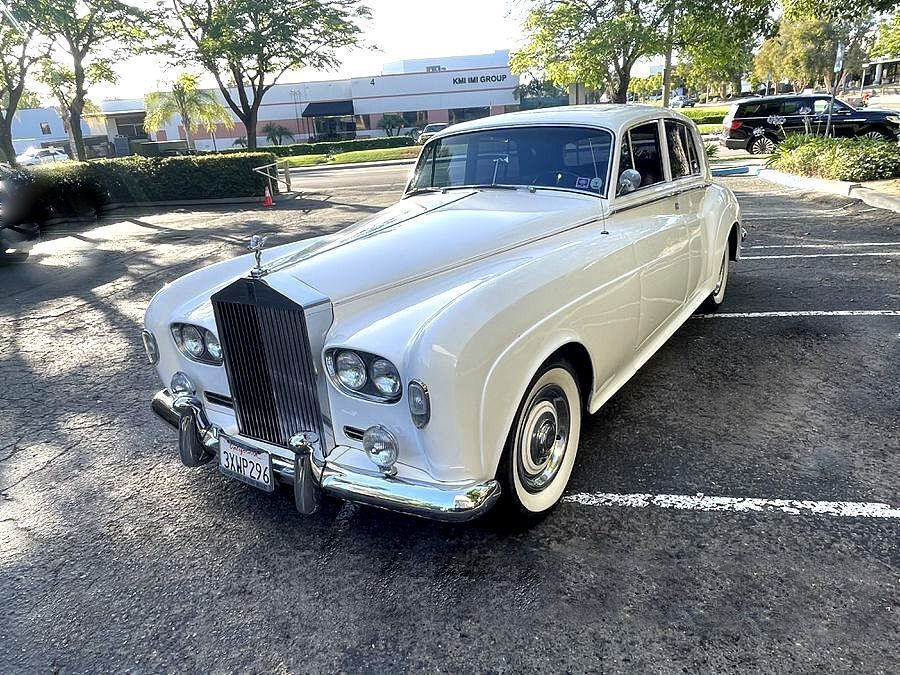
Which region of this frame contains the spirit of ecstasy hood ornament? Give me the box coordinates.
[248,234,269,278]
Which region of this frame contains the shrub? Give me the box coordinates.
[768,135,900,182]
[27,152,276,212]
[216,135,414,157]
[678,107,729,125]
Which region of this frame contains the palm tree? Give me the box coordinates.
[262,122,294,146]
[144,73,233,150]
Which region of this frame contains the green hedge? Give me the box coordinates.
[679,107,729,125]
[768,135,900,182]
[28,152,276,208]
[218,135,414,158]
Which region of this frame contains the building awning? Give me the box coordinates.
[302,100,354,117]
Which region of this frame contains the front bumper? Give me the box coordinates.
[151,389,501,522]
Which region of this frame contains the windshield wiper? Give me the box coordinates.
[444,184,519,191]
[404,186,444,197]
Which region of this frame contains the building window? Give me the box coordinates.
[40,122,52,135]
[448,107,490,125]
[355,114,371,130]
[400,111,428,127]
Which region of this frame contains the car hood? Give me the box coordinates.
[860,108,899,116]
[265,188,602,304]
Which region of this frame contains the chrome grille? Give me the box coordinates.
[212,279,322,447]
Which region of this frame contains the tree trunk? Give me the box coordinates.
[662,7,674,107]
[614,72,631,104]
[0,121,17,167]
[70,104,86,161]
[245,108,258,150]
[183,114,193,150]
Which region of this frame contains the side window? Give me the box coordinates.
[665,120,690,179]
[679,122,701,175]
[621,122,664,188]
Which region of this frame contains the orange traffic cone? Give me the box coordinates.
[263,185,274,207]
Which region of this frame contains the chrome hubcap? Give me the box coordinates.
[517,384,570,492]
[863,131,886,140]
[753,137,775,154]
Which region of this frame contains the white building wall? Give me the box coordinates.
[10,108,69,154]
[381,50,509,75]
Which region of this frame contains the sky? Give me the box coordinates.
[95,0,531,101]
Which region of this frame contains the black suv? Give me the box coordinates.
[721,94,900,154]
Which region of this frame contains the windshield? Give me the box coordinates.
[408,125,613,196]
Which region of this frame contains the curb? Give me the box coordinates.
[711,165,761,177]
[289,158,417,173]
[756,169,900,213]
[103,196,266,210]
[756,169,859,197]
[850,186,900,213]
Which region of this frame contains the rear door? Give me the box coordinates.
[663,119,708,299]
[613,119,690,348]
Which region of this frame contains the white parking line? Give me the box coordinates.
[748,242,899,249]
[563,492,900,519]
[742,252,899,260]
[693,310,900,319]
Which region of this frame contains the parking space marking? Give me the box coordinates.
[693,310,900,319]
[747,242,899,250]
[742,252,899,260]
[563,492,900,519]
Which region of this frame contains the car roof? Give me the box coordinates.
[732,93,832,105]
[430,104,693,140]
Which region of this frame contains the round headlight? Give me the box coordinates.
[362,425,398,474]
[335,350,367,390]
[370,358,401,397]
[181,325,204,358]
[204,330,222,362]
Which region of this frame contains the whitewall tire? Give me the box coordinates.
[500,360,582,516]
[702,245,731,311]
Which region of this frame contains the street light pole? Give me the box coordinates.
[290,89,301,136]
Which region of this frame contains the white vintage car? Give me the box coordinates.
[144,105,742,521]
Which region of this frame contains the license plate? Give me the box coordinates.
[219,436,274,492]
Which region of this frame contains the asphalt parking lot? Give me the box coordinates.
[1,168,898,672]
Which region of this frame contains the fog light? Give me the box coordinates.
[170,371,196,395]
[362,425,398,475]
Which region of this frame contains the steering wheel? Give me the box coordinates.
[530,170,583,188]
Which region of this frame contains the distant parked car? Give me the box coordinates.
[669,95,695,108]
[416,123,449,144]
[721,94,900,154]
[16,147,69,166]
[0,167,41,261]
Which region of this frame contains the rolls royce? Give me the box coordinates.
[144,105,742,522]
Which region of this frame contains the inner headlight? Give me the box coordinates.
[181,325,204,358]
[335,351,367,389]
[325,349,402,402]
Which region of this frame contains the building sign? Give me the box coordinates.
[452,73,509,86]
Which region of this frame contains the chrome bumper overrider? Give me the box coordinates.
[150,389,501,522]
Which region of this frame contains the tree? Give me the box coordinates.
[871,13,900,58]
[167,0,369,150]
[512,0,667,103]
[675,0,773,99]
[262,122,294,145]
[628,73,662,101]
[144,72,233,150]
[31,0,149,160]
[0,2,47,165]
[37,59,113,158]
[377,113,405,136]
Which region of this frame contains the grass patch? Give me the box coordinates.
[286,146,420,168]
[696,123,721,134]
[768,135,900,182]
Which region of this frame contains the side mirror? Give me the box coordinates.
[617,169,642,196]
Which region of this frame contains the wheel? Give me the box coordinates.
[748,135,777,154]
[861,129,892,141]
[701,244,731,312]
[499,359,582,517]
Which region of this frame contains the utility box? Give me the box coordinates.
[132,140,191,157]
